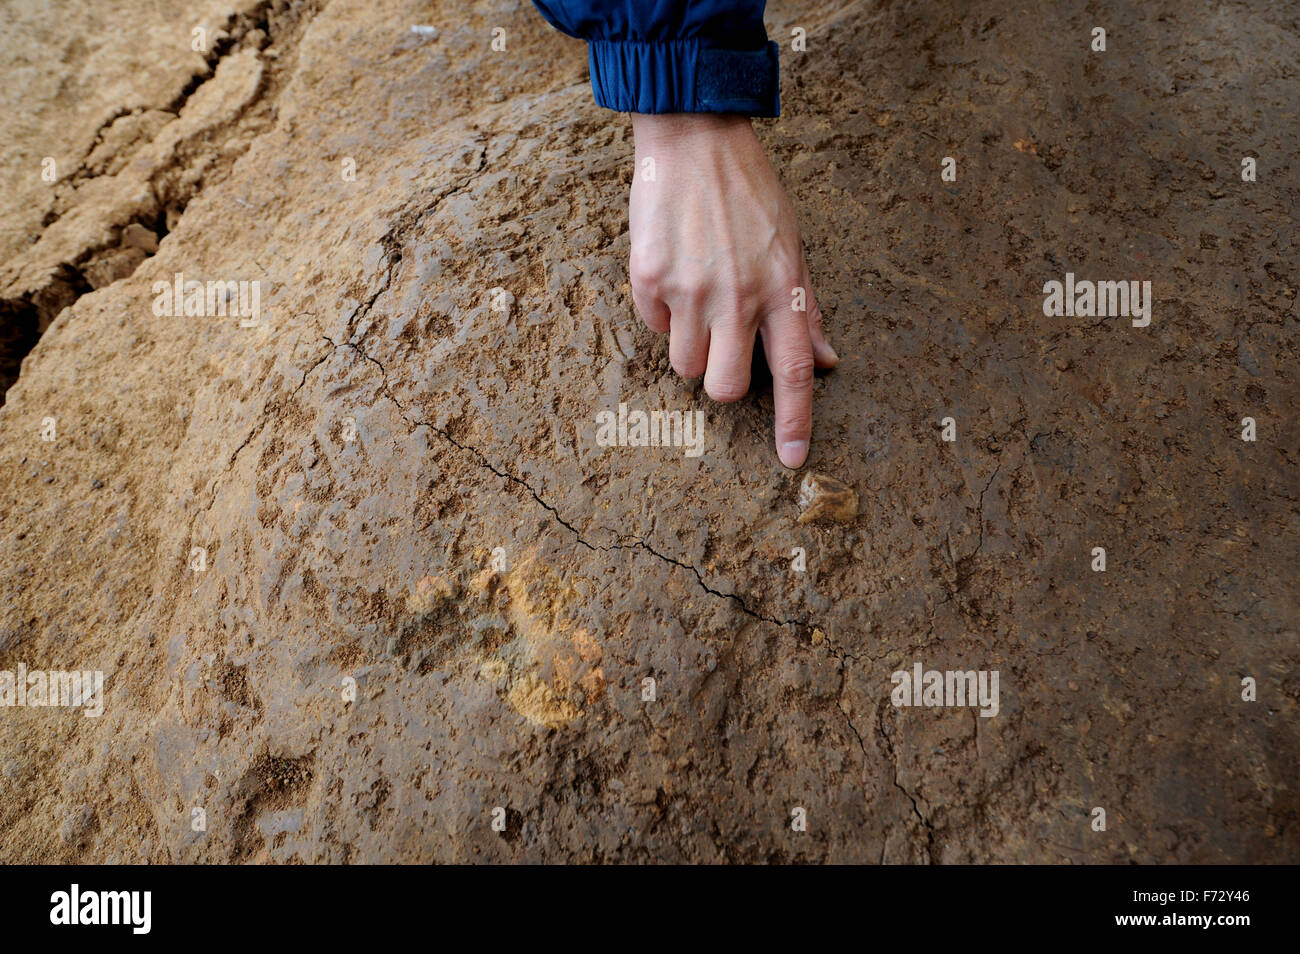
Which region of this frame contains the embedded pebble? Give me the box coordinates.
[797,473,859,524]
[121,222,159,253]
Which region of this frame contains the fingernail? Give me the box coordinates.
[815,340,839,366]
[779,440,809,468]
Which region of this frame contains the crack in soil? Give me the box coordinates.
[876,698,938,862]
[345,140,489,350]
[934,460,1004,606]
[336,335,805,628]
[971,460,1003,562]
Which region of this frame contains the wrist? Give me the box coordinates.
[631,113,755,153]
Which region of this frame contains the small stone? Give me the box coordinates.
[82,245,146,288]
[91,478,104,489]
[121,222,159,253]
[797,473,858,524]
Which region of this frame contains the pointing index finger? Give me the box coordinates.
[760,308,816,469]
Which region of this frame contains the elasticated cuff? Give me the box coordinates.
[587,39,780,116]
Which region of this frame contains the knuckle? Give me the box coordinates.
[630,274,657,301]
[721,266,754,300]
[778,414,810,437]
[677,283,709,311]
[776,400,811,435]
[630,272,661,302]
[774,348,815,387]
[629,248,667,290]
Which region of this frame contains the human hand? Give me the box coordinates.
[628,113,837,468]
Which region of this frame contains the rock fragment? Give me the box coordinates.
[121,222,159,253]
[797,473,859,524]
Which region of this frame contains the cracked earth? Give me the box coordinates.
[0,0,1297,862]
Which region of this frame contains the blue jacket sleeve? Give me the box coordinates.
[531,0,779,116]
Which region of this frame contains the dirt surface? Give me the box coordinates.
[0,0,1296,863]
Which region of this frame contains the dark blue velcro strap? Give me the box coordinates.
[696,41,780,116]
